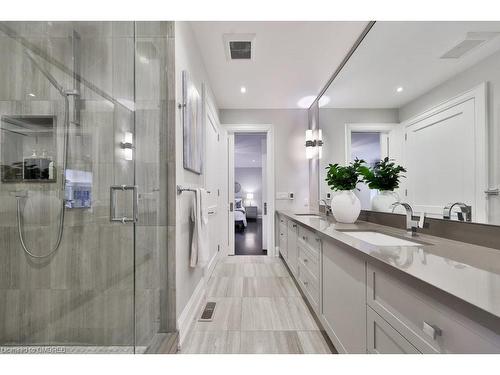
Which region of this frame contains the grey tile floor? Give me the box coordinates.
[180,255,332,354]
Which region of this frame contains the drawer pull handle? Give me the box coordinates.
[423,321,442,340]
[303,258,308,263]
[303,236,307,240]
[292,224,297,228]
[303,280,308,285]
[315,238,320,242]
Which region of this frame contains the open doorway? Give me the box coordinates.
[226,125,275,257]
[233,133,267,255]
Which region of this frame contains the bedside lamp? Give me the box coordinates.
[246,193,254,206]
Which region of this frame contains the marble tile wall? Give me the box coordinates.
[0,21,176,349]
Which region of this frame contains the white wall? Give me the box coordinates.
[175,22,219,325]
[399,50,500,224]
[318,108,399,199]
[220,109,310,212]
[235,167,263,214]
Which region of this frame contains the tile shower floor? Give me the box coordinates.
[180,256,333,354]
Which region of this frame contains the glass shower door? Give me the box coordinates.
[0,21,137,353]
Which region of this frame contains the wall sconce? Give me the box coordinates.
[305,129,315,159]
[246,192,254,206]
[305,129,324,159]
[121,131,134,161]
[317,129,323,159]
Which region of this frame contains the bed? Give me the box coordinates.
[234,199,247,231]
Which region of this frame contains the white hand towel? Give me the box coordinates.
[199,188,209,225]
[190,188,210,268]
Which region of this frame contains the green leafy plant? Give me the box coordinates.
[325,158,365,191]
[358,157,406,191]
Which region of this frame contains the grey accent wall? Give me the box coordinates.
[220,109,310,213]
[399,50,500,225]
[235,167,263,214]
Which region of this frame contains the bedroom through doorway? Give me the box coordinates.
[233,133,267,255]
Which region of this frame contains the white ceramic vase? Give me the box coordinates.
[330,190,361,223]
[371,190,399,213]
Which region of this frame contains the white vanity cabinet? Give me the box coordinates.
[278,215,288,260]
[366,262,500,354]
[366,306,420,353]
[275,213,500,354]
[320,239,367,353]
[286,220,299,275]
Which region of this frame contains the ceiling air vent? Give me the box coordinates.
[223,33,256,61]
[441,32,500,59]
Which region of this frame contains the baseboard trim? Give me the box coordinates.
[177,278,206,349]
[205,249,222,281]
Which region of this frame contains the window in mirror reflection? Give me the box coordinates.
[350,132,382,210]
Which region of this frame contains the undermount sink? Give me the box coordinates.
[294,213,323,218]
[339,230,423,247]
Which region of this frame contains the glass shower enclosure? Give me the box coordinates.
[0,21,174,353]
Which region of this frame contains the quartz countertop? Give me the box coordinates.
[277,210,500,319]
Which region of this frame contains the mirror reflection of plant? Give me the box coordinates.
[358,157,406,191]
[325,158,365,191]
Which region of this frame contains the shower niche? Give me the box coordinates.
[0,115,57,183]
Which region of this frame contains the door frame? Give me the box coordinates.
[224,124,276,257]
[400,82,488,222]
[203,90,228,277]
[344,123,399,164]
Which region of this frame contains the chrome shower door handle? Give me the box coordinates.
[110,185,138,223]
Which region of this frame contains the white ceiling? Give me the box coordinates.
[190,21,368,109]
[323,21,500,108]
[235,133,266,168]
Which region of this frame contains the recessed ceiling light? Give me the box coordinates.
[396,87,404,93]
[252,159,255,162]
[297,95,316,109]
[28,93,36,97]
[240,86,247,94]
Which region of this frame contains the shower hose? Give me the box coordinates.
[16,94,71,258]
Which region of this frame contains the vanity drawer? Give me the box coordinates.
[278,215,287,227]
[297,225,321,254]
[298,260,319,310]
[367,262,500,353]
[287,220,298,232]
[278,226,287,259]
[367,306,420,354]
[298,242,319,278]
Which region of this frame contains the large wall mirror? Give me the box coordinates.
[318,21,500,225]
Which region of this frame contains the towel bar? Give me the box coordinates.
[176,185,211,195]
[176,185,196,195]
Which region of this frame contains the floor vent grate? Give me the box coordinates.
[198,302,216,322]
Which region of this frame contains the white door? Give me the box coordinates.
[227,134,235,255]
[404,98,485,221]
[205,105,228,272]
[261,137,268,251]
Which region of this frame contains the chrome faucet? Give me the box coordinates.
[320,199,332,216]
[443,202,472,222]
[391,202,426,236]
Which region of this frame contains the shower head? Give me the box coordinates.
[24,50,66,97]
